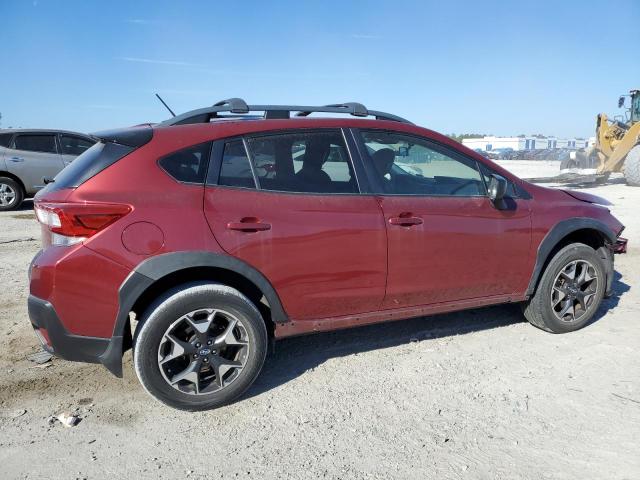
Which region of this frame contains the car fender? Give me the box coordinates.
[100,251,289,377]
[525,217,616,297]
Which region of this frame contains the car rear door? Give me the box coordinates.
[7,133,64,192]
[203,129,387,321]
[356,129,531,309]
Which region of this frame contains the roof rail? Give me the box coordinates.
[160,98,412,126]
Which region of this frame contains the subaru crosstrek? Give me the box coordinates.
[28,99,628,410]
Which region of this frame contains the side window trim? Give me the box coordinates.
[242,137,262,189]
[354,128,488,198]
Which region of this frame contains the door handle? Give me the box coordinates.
[389,215,423,227]
[227,220,271,232]
[9,157,24,162]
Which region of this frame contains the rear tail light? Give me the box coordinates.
[35,202,131,246]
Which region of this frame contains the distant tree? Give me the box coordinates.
[447,133,491,143]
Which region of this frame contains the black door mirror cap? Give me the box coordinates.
[488,174,508,209]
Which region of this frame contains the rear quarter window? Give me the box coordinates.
[158,142,212,184]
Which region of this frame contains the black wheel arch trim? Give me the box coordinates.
[100,251,289,377]
[525,217,616,297]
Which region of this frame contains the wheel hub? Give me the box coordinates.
[157,308,250,395]
[0,183,16,206]
[550,259,599,323]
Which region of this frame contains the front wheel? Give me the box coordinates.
[133,282,268,411]
[522,243,606,333]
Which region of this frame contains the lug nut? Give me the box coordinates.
[203,357,209,363]
[207,340,212,346]
[195,342,201,348]
[193,354,199,359]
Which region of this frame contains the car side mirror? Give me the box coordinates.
[618,96,625,108]
[488,174,508,209]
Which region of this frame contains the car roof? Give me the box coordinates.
[0,128,93,137]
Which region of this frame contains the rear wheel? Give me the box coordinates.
[623,144,640,186]
[133,282,268,411]
[0,177,24,211]
[523,243,606,333]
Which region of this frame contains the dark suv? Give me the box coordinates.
[28,99,627,410]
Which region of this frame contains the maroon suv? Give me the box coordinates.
[28,99,627,410]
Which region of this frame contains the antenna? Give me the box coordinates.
[155,93,176,117]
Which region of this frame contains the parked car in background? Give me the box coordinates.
[0,129,96,210]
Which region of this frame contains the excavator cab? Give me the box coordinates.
[630,90,640,124]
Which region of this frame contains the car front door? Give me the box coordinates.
[203,129,387,321]
[7,133,64,193]
[356,129,531,309]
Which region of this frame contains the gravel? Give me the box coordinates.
[1,180,639,479]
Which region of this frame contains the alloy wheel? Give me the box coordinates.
[550,259,599,322]
[0,183,16,207]
[157,308,250,395]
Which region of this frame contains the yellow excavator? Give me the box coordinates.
[561,89,640,186]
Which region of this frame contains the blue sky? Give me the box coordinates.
[1,0,638,138]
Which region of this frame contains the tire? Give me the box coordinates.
[0,177,24,211]
[624,144,640,187]
[522,243,606,333]
[133,282,268,411]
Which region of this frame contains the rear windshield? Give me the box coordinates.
[46,141,133,191]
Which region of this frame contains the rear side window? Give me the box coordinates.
[158,142,211,184]
[0,133,12,148]
[218,140,256,189]
[244,130,358,194]
[14,134,57,154]
[60,135,95,156]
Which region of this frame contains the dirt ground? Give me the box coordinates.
[0,170,639,480]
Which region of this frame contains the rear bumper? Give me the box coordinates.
[28,295,124,376]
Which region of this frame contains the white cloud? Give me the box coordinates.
[351,34,381,39]
[125,19,154,25]
[118,57,204,67]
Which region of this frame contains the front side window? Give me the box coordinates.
[60,135,95,156]
[158,142,211,184]
[13,134,57,154]
[245,130,358,194]
[361,130,485,196]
